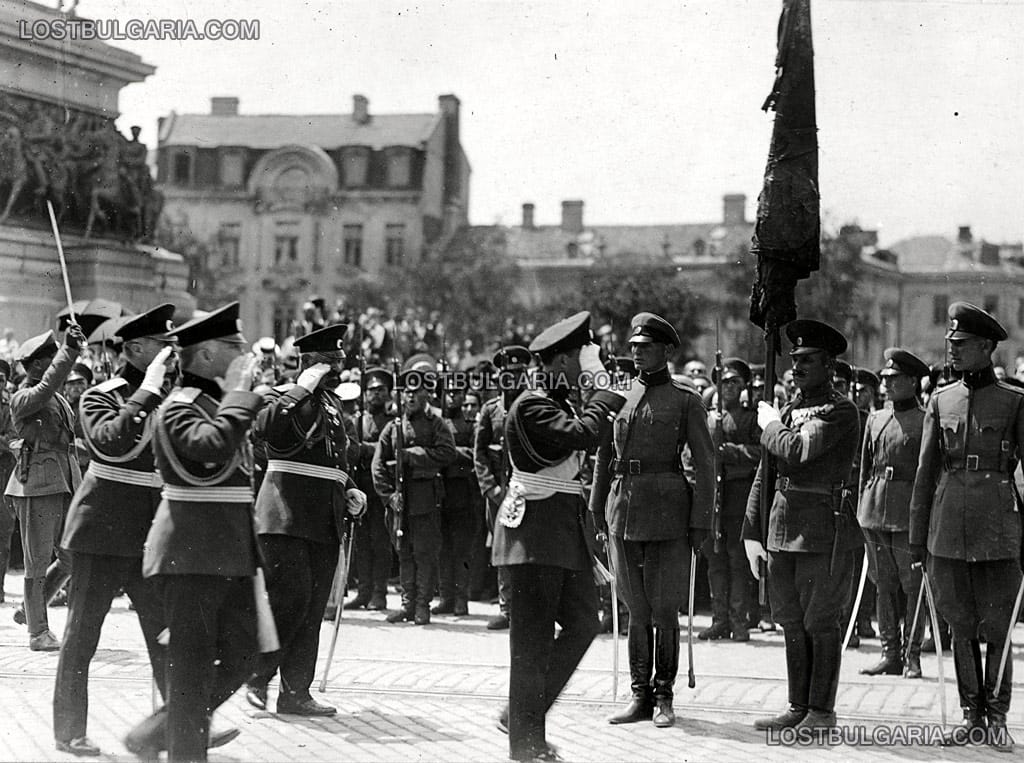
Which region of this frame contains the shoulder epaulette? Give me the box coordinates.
[932,382,959,397]
[996,380,1024,396]
[670,379,700,397]
[170,387,202,404]
[93,377,129,394]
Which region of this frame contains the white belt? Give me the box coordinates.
[88,461,163,489]
[162,485,253,503]
[266,459,349,484]
[510,468,582,498]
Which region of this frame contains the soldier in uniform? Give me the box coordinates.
[5,325,85,650]
[343,367,395,612]
[857,348,930,682]
[743,319,862,731]
[244,324,366,717]
[434,388,482,616]
[123,302,264,762]
[372,365,456,625]
[910,302,1024,752]
[589,312,715,729]
[52,305,179,756]
[700,357,761,643]
[493,311,626,761]
[474,346,532,631]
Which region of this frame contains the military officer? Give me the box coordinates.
[244,324,366,717]
[493,311,626,761]
[910,302,1024,752]
[371,362,456,625]
[473,346,532,631]
[0,358,17,595]
[5,324,85,650]
[52,305,178,756]
[588,313,715,729]
[342,367,395,612]
[700,357,761,643]
[743,319,862,731]
[856,348,930,682]
[124,302,264,762]
[854,367,880,413]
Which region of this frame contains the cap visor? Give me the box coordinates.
[789,346,824,356]
[944,329,976,340]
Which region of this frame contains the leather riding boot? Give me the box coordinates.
[863,582,902,676]
[860,638,903,676]
[754,625,812,730]
[986,714,1015,754]
[24,577,47,636]
[983,639,1012,721]
[41,559,72,607]
[941,638,987,746]
[608,624,653,724]
[807,629,842,715]
[651,626,679,728]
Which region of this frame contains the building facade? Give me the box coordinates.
[156,94,470,340]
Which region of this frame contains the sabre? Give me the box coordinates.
[318,521,356,693]
[993,575,1024,697]
[904,572,926,667]
[603,536,620,702]
[687,547,697,689]
[841,552,869,651]
[46,200,77,325]
[921,569,947,726]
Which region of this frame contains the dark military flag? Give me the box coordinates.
[749,0,820,333]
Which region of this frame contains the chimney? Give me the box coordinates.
[210,97,239,116]
[979,242,1001,267]
[522,203,535,229]
[957,225,972,244]
[561,200,584,234]
[723,193,746,225]
[353,95,370,125]
[438,94,461,208]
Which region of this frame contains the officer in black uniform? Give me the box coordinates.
[492,311,626,761]
[473,346,532,630]
[52,305,178,757]
[857,348,930,681]
[743,319,862,731]
[245,324,366,716]
[343,367,396,612]
[910,302,1024,752]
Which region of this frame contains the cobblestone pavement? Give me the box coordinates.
[0,572,1020,762]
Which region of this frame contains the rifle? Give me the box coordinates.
[357,327,366,444]
[439,332,448,417]
[385,358,405,550]
[712,322,724,554]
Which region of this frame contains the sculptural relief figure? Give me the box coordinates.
[0,126,29,223]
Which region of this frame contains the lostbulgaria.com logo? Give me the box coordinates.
[766,724,1008,747]
[18,17,260,42]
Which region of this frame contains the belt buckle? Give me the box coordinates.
[778,476,791,491]
[884,466,894,480]
[628,459,641,475]
[966,455,979,471]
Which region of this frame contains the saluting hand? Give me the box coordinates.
[296,362,332,392]
[222,353,259,393]
[141,346,174,396]
[756,401,781,430]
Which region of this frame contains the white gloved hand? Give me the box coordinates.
[345,488,368,519]
[297,362,331,392]
[140,346,174,396]
[578,343,605,377]
[744,539,768,580]
[222,353,260,393]
[757,401,781,430]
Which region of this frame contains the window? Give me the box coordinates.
[342,147,370,187]
[273,303,294,344]
[984,295,999,316]
[172,152,192,184]
[385,223,405,266]
[932,294,948,325]
[343,224,363,268]
[386,149,411,187]
[220,152,244,187]
[274,235,298,265]
[219,224,241,268]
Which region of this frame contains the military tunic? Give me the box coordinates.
[351,408,396,603]
[857,398,926,661]
[250,383,355,700]
[142,372,263,761]
[909,367,1024,719]
[53,364,168,745]
[438,414,480,606]
[493,387,624,760]
[473,395,512,611]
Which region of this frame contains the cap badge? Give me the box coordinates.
[796,337,804,346]
[950,319,959,330]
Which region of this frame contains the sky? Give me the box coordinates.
[42,0,1024,247]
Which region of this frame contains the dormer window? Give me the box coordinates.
[172,151,192,185]
[384,147,412,188]
[341,146,371,188]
